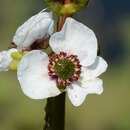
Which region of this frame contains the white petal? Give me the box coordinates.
[17,50,60,99]
[13,10,54,49]
[81,78,103,95]
[8,48,18,55]
[0,48,17,71]
[81,56,108,80]
[67,78,103,107]
[50,17,97,66]
[67,83,88,107]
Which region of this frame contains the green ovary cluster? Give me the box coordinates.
[54,59,75,80]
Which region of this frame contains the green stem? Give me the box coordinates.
[44,1,71,130]
[44,92,66,130]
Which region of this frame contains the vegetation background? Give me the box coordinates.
[0,0,130,130]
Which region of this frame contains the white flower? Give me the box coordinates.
[17,18,108,106]
[13,9,54,49]
[0,48,18,71]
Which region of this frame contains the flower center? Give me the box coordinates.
[54,59,75,80]
[48,52,81,88]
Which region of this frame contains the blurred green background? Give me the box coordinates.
[0,0,130,130]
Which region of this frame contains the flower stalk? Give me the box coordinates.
[57,0,71,31]
[44,0,71,130]
[44,92,66,130]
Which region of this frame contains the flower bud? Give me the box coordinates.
[60,4,77,15]
[45,0,89,15]
[9,60,19,71]
[11,52,23,60]
[0,48,17,71]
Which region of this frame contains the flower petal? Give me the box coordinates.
[50,17,97,66]
[81,56,108,80]
[8,48,18,55]
[17,50,60,99]
[81,78,103,95]
[67,78,103,107]
[67,83,88,107]
[13,11,54,49]
[0,48,17,71]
